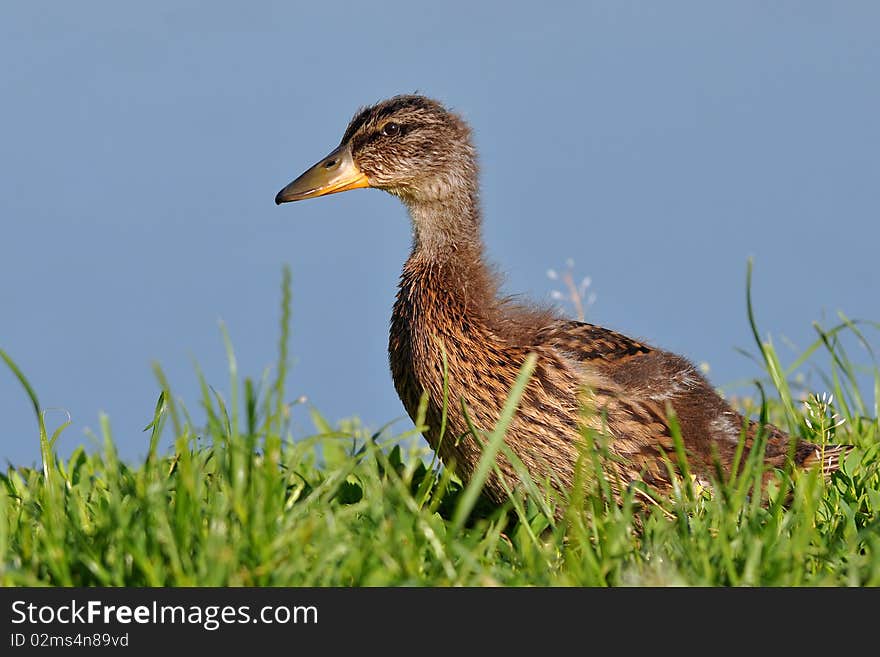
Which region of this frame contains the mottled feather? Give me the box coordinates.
[287,94,851,508]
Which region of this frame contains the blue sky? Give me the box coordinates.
[2,1,878,466]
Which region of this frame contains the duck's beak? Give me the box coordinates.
[275,144,370,204]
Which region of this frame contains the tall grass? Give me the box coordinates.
[1,265,878,586]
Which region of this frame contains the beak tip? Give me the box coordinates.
[274,190,288,205]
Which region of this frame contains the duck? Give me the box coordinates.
[275,94,845,507]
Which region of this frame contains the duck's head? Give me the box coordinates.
[275,95,477,208]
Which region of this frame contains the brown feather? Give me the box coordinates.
[290,94,849,507]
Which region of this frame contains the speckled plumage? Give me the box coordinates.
[279,94,846,506]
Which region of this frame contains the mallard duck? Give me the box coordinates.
[275,94,845,505]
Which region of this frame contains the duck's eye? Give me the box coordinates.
[381,122,400,137]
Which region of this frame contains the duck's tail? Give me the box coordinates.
[747,418,852,477]
[798,442,853,477]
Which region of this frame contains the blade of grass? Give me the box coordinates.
[0,348,53,483]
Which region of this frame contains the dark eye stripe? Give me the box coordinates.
[352,124,409,149]
[350,132,371,152]
[341,95,438,144]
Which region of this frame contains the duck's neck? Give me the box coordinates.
[405,183,483,261]
[401,190,495,309]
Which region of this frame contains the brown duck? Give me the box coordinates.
[275,94,844,505]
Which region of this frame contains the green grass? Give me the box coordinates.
[1,264,878,586]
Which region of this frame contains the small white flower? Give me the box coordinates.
[546,259,596,320]
[803,391,846,435]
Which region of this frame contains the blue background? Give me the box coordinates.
[2,1,878,466]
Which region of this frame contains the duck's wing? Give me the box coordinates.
[541,320,850,484]
[536,320,653,364]
[537,320,692,402]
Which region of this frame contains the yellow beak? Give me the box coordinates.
[275,144,370,204]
